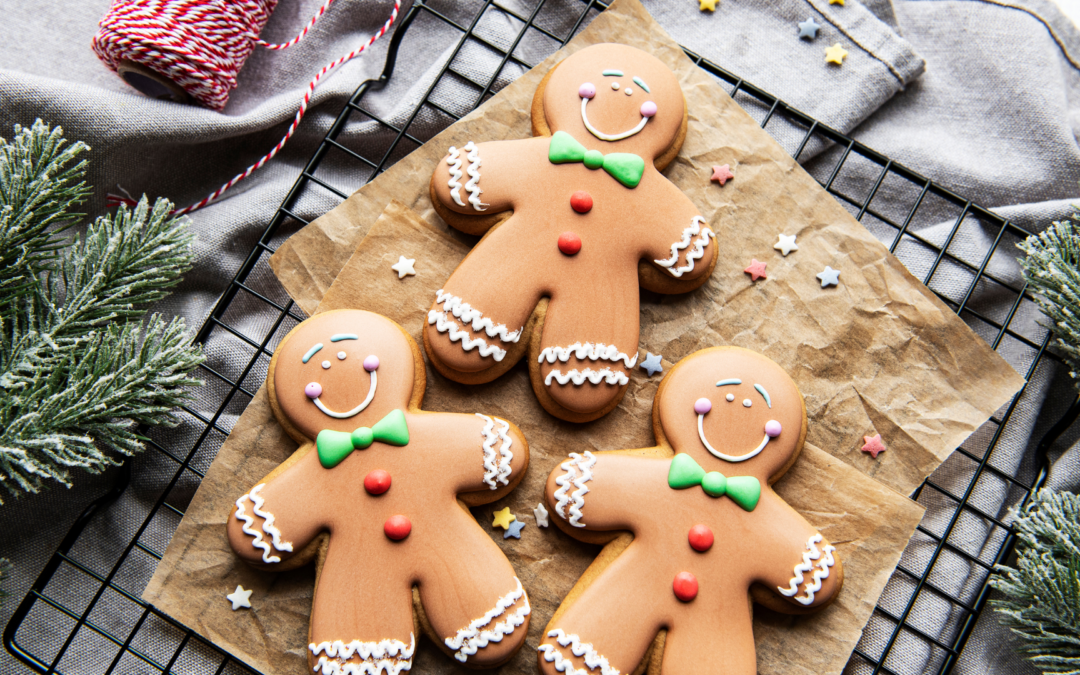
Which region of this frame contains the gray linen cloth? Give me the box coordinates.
[0,0,1077,673]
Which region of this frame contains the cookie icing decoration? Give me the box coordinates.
[861,434,886,458]
[710,164,734,186]
[774,233,798,256]
[492,507,516,530]
[227,310,531,673]
[446,142,488,211]
[817,265,841,287]
[427,44,717,422]
[553,451,595,528]
[826,43,848,65]
[540,347,842,675]
[391,255,416,279]
[534,502,550,527]
[798,18,821,39]
[302,343,323,364]
[505,520,526,539]
[640,352,663,376]
[744,259,767,281]
[227,585,253,610]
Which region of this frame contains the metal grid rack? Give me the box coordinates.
[5,0,1075,673]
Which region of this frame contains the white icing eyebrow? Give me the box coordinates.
[302,343,323,363]
[716,378,742,386]
[602,69,624,76]
[755,384,772,408]
[330,333,358,342]
[633,76,650,93]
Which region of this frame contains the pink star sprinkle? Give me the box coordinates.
[710,164,735,186]
[861,434,886,459]
[744,259,767,281]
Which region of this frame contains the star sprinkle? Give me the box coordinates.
[641,352,663,377]
[534,502,549,528]
[744,259,767,281]
[774,234,799,256]
[492,507,516,530]
[504,520,527,539]
[227,585,253,611]
[798,18,821,40]
[829,0,844,4]
[861,434,886,459]
[817,266,841,287]
[710,164,734,186]
[825,43,848,65]
[391,255,416,279]
[699,0,718,11]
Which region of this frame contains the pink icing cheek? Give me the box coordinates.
[305,382,323,399]
[640,101,657,117]
[694,398,712,415]
[364,355,380,372]
[579,82,596,99]
[765,420,782,438]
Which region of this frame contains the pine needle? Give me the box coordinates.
[1018,216,1080,384]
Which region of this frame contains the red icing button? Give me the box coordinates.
[558,232,582,256]
[364,469,391,495]
[384,515,411,541]
[673,571,699,602]
[688,524,714,552]
[570,191,593,214]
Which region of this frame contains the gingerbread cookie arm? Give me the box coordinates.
[226,446,328,568]
[431,138,546,219]
[408,411,528,499]
[643,185,716,283]
[544,453,666,534]
[756,498,843,611]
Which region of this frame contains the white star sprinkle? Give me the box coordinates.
[774,234,799,256]
[640,352,663,376]
[227,585,253,610]
[817,266,841,288]
[534,502,549,528]
[391,256,416,279]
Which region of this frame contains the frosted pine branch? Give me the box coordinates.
[1018,217,1080,384]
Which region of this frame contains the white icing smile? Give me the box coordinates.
[697,415,771,463]
[311,370,377,419]
[580,97,650,142]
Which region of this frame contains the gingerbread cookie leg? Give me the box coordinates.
[657,606,755,675]
[415,507,531,667]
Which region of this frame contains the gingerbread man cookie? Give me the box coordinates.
[539,347,843,675]
[426,44,718,423]
[226,310,532,674]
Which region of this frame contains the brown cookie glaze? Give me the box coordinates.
[226,309,532,674]
[539,347,843,675]
[425,44,718,423]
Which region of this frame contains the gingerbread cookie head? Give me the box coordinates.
[541,43,685,161]
[270,309,422,442]
[656,347,807,483]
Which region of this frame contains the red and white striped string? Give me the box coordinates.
[92,0,399,215]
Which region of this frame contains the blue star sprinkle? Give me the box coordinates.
[798,18,821,40]
[641,352,663,377]
[817,266,841,288]
[504,520,526,539]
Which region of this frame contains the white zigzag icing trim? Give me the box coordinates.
[777,534,837,606]
[234,484,293,564]
[444,577,530,662]
[538,629,620,675]
[653,216,714,278]
[310,634,415,675]
[447,146,466,207]
[476,413,514,489]
[537,343,638,368]
[428,312,507,361]
[553,451,595,528]
[463,141,487,212]
[434,290,521,343]
[545,368,629,387]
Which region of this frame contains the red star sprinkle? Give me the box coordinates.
[744,259,767,281]
[861,434,886,459]
[710,164,735,186]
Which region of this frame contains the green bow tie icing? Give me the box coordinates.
[316,409,410,469]
[667,453,761,512]
[548,130,646,189]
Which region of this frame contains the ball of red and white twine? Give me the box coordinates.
[92,0,400,214]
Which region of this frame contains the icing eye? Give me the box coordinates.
[578,82,596,99]
[321,361,331,369]
[726,393,735,402]
[743,399,752,408]
[624,87,633,96]
[694,398,712,414]
[364,355,380,372]
[305,382,322,399]
[640,101,657,118]
[765,420,782,438]
[337,351,347,360]
[611,81,621,90]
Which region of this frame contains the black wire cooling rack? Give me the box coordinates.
[6,1,1077,673]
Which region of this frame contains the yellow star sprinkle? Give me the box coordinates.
[825,43,848,65]
[699,0,718,11]
[492,507,516,530]
[829,0,844,5]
